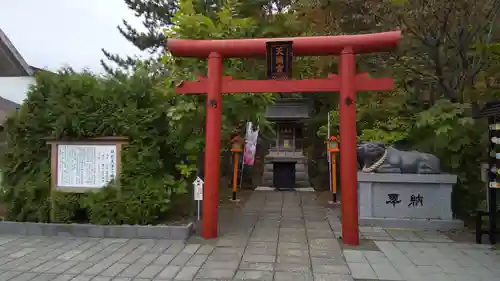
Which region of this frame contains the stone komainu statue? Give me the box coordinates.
[356,141,441,174]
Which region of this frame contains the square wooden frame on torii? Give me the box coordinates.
[166,30,401,246]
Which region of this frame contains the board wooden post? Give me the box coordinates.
[46,137,128,222]
[115,142,124,199]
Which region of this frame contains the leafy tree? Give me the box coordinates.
[410,100,489,214]
[164,1,275,131]
[102,0,296,74]
[308,0,500,216]
[387,0,500,103]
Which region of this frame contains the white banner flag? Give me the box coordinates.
[243,122,259,166]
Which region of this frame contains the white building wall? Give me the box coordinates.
[0,76,35,104]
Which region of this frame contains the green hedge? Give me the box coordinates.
[1,68,191,225]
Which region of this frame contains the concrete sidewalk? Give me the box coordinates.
[0,191,499,281]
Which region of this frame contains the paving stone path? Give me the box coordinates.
[344,240,500,281]
[0,191,499,281]
[325,205,500,281]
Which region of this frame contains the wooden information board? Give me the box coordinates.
[46,137,127,220]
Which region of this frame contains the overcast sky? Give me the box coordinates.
[0,0,148,73]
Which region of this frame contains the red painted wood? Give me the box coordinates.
[166,31,401,58]
[168,31,402,246]
[339,48,359,246]
[202,52,223,239]
[175,73,393,94]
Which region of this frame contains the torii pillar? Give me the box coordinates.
[166,31,401,245]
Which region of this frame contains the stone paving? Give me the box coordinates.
[0,191,499,281]
[0,192,350,281]
[344,240,500,281]
[324,205,500,281]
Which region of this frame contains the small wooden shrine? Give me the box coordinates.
[262,98,311,190]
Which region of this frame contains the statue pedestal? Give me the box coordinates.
[358,172,463,230]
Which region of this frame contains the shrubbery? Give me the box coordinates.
[1,68,194,225]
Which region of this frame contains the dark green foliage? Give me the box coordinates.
[1,68,190,224]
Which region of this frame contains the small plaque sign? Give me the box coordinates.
[193,177,204,201]
[266,41,293,80]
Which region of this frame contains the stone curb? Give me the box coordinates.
[0,221,194,240]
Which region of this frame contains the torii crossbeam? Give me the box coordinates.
[166,30,401,246]
[176,73,393,94]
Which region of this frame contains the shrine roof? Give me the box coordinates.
[265,102,310,120]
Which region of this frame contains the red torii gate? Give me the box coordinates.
[166,31,401,245]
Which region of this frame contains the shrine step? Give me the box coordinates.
[261,179,310,188]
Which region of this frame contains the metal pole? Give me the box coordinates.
[239,122,248,190]
[332,154,337,202]
[327,112,332,195]
[239,163,244,189]
[232,151,239,200]
[197,201,200,221]
[239,128,245,189]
